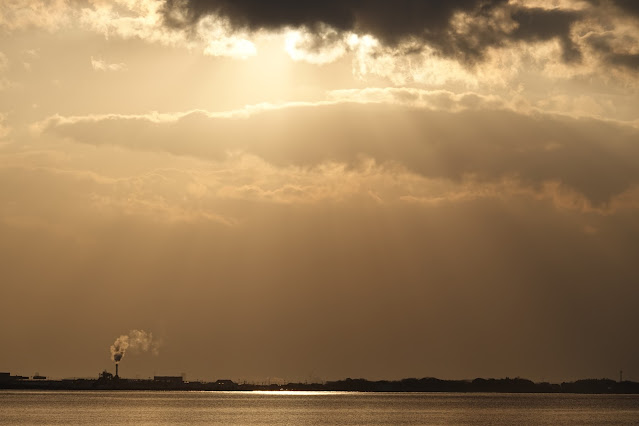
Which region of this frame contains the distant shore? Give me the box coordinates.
[2,374,638,394]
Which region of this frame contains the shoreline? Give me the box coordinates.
[2,376,638,394]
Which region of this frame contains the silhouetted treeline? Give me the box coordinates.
[560,379,639,394]
[285,377,638,394]
[2,373,639,394]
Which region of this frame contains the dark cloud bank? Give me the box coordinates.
[162,0,638,67]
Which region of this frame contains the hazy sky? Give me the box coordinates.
[1,0,638,383]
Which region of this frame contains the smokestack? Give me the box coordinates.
[115,363,119,379]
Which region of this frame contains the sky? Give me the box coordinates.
[1,0,638,383]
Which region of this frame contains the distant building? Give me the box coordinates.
[32,375,47,380]
[0,373,28,381]
[153,376,183,385]
[214,379,239,390]
[99,370,114,381]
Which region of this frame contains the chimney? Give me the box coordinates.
[115,364,119,379]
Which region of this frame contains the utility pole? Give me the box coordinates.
[620,370,623,383]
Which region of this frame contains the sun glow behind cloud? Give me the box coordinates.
[284,26,350,64]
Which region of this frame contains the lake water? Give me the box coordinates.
[1,390,639,425]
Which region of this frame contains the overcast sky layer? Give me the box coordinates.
[1,0,638,383]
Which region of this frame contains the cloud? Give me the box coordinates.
[0,52,11,91]
[156,0,639,83]
[285,25,350,64]
[588,0,639,18]
[161,0,507,45]
[78,0,261,59]
[38,96,639,208]
[508,7,581,62]
[0,114,10,140]
[161,1,588,63]
[2,0,638,84]
[327,88,511,111]
[0,0,72,33]
[0,161,237,227]
[0,0,258,59]
[90,56,127,71]
[584,30,639,72]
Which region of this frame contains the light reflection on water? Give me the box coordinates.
[248,390,353,396]
[1,390,639,425]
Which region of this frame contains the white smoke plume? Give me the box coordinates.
[110,329,159,363]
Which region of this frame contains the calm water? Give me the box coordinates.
[1,391,639,425]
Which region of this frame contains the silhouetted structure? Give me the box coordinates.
[213,379,240,390]
[1,371,638,393]
[153,376,183,385]
[99,370,113,381]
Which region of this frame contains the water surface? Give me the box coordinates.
[1,390,638,425]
